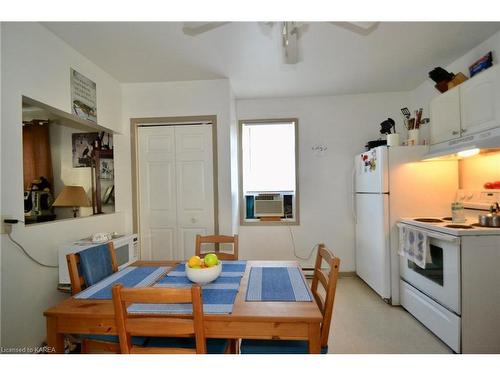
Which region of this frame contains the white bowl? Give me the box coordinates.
[185,262,222,285]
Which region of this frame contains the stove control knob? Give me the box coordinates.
[458,194,466,201]
[466,193,474,200]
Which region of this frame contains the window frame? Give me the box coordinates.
[238,118,300,226]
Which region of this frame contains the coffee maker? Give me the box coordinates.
[24,177,55,219]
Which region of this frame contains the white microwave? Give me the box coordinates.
[58,233,139,285]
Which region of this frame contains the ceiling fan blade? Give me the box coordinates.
[330,22,379,36]
[182,22,230,36]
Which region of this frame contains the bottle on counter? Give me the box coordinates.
[451,202,466,223]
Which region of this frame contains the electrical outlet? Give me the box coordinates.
[1,215,14,235]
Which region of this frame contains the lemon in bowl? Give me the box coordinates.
[185,254,222,285]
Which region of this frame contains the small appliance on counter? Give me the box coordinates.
[24,177,56,223]
[398,189,500,353]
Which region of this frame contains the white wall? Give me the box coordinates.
[0,22,129,349]
[236,92,409,271]
[459,152,500,190]
[121,79,235,236]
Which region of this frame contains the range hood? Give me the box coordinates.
[424,127,500,160]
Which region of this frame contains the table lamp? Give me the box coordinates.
[52,185,91,217]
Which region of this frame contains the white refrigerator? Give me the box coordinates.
[353,146,458,305]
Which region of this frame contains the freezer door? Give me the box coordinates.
[355,193,391,300]
[355,146,388,193]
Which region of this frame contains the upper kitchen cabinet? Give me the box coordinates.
[430,65,500,145]
[460,65,500,135]
[430,87,461,145]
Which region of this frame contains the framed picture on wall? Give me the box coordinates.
[99,158,114,180]
[72,132,99,167]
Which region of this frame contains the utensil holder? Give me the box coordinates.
[387,133,400,147]
[408,129,420,146]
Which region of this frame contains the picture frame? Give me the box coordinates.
[99,158,114,180]
[72,132,99,167]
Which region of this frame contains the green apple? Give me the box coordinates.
[204,253,219,267]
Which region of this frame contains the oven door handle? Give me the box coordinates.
[397,223,460,243]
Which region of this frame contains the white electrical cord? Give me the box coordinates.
[287,225,318,261]
[6,223,58,268]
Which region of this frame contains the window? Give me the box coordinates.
[239,119,298,224]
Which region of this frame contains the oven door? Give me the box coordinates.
[113,236,137,269]
[399,224,461,314]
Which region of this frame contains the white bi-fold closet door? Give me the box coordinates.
[137,124,215,260]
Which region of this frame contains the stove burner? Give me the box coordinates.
[414,218,444,223]
[445,224,473,229]
[442,217,453,221]
[472,223,500,228]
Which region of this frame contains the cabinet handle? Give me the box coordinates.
[452,131,459,135]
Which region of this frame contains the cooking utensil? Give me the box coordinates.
[415,108,423,129]
[478,214,500,227]
[401,108,411,119]
[478,203,500,227]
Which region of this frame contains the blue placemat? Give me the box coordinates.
[128,261,247,315]
[246,266,312,302]
[75,266,169,300]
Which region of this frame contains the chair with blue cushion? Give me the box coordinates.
[240,244,340,354]
[112,283,230,354]
[67,242,146,353]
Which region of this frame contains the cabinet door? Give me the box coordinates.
[430,87,461,145]
[460,65,500,135]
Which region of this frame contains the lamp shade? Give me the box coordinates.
[53,185,91,207]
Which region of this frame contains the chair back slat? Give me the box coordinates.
[195,234,239,261]
[112,284,207,354]
[310,244,340,348]
[66,242,117,295]
[316,269,329,292]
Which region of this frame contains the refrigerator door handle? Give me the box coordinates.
[351,168,357,223]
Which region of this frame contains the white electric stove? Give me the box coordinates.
[397,190,500,353]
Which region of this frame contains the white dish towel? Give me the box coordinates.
[398,225,428,269]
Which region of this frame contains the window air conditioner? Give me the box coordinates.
[254,194,284,217]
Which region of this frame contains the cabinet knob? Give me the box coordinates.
[462,128,467,133]
[452,130,459,135]
[190,218,197,223]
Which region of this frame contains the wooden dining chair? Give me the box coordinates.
[66,242,146,353]
[112,284,230,354]
[66,242,118,295]
[240,244,340,354]
[195,234,239,261]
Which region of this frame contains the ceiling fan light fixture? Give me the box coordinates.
[282,22,299,64]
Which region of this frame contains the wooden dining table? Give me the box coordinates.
[44,260,324,353]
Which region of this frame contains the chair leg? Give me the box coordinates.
[81,339,120,354]
[81,339,88,354]
[225,339,239,354]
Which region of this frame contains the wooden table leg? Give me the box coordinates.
[46,316,64,354]
[308,323,321,354]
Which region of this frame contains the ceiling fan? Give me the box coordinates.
[182,22,379,64]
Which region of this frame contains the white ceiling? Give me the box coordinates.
[42,22,500,98]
